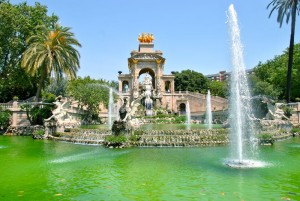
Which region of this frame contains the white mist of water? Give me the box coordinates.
[108,88,114,127]
[206,90,213,129]
[227,4,257,165]
[186,101,191,130]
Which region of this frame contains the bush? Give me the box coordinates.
[33,129,44,136]
[174,116,186,123]
[105,135,127,144]
[258,133,273,139]
[129,134,141,142]
[0,106,11,131]
[291,128,300,134]
[13,96,19,101]
[282,105,292,118]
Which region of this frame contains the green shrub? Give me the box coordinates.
[105,135,127,144]
[0,106,11,131]
[174,116,186,123]
[133,130,144,135]
[258,133,273,139]
[129,134,141,142]
[13,96,19,101]
[291,128,300,133]
[282,105,292,118]
[33,129,44,136]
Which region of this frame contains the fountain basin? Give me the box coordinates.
[225,159,268,168]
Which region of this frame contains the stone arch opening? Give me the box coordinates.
[179,103,186,114]
[165,81,171,93]
[138,68,155,89]
[122,80,129,92]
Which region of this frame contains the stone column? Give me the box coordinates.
[156,59,162,97]
[132,59,139,99]
[11,101,18,127]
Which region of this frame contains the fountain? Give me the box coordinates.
[143,73,153,116]
[226,4,263,168]
[206,90,212,129]
[186,101,191,130]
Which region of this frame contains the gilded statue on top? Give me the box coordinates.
[138,33,155,43]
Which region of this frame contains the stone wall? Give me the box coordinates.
[131,129,229,147]
[4,125,44,136]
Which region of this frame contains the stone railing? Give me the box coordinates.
[0,103,13,109]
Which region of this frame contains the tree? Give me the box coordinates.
[67,77,116,123]
[20,93,56,125]
[208,81,228,98]
[0,106,11,132]
[44,77,68,97]
[268,0,300,102]
[248,74,282,100]
[173,70,209,92]
[0,1,58,102]
[252,43,300,101]
[21,23,81,100]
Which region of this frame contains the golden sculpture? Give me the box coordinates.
[132,59,138,64]
[138,33,155,43]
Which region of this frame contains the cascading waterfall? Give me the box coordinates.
[186,101,191,130]
[226,4,263,168]
[206,90,212,129]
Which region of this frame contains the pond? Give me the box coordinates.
[0,136,299,200]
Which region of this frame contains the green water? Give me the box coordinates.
[0,136,299,200]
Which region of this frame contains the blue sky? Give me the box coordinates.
[11,0,300,81]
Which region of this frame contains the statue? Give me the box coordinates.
[44,96,80,132]
[45,97,69,122]
[138,33,155,43]
[112,97,141,135]
[119,98,128,121]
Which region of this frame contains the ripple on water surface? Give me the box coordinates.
[224,159,270,168]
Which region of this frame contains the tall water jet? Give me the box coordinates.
[206,90,212,129]
[186,101,191,130]
[226,4,260,168]
[108,87,114,128]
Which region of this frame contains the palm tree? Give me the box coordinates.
[21,24,81,100]
[267,0,299,103]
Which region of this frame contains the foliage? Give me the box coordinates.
[129,134,141,142]
[21,23,81,99]
[105,135,127,144]
[248,74,282,100]
[33,129,44,136]
[268,0,300,102]
[133,130,144,135]
[252,43,300,101]
[208,81,228,98]
[67,76,117,124]
[0,106,11,131]
[282,105,293,118]
[267,0,300,28]
[0,1,58,102]
[44,78,68,97]
[257,133,273,139]
[173,70,209,92]
[290,127,300,133]
[20,93,56,125]
[174,116,186,123]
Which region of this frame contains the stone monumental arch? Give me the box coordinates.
[118,33,228,119]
